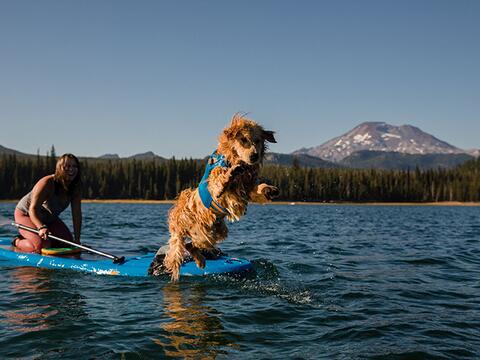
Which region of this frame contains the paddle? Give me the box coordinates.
[11,222,125,264]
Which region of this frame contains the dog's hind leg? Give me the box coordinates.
[163,233,186,281]
[185,242,206,269]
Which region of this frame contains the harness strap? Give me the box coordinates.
[198,151,230,216]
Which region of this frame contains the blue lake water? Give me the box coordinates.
[0,202,479,359]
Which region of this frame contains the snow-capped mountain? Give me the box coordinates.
[293,122,465,162]
[466,149,480,157]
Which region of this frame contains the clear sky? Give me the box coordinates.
[1,0,479,158]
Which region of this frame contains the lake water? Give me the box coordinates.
[0,203,479,359]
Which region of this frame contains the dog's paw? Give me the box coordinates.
[167,264,181,282]
[230,164,247,178]
[165,263,180,282]
[170,270,180,282]
[192,253,206,269]
[163,254,181,281]
[260,184,280,200]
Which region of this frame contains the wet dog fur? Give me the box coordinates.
[154,114,278,281]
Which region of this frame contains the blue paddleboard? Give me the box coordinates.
[0,237,253,277]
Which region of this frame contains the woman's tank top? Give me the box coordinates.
[16,187,71,224]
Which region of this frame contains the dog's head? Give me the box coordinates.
[218,114,276,165]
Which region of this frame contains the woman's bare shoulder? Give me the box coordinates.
[33,175,55,193]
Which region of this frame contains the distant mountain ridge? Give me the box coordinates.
[264,152,340,168]
[0,145,167,161]
[340,150,474,170]
[466,149,480,157]
[0,145,30,157]
[98,153,120,159]
[1,120,479,171]
[127,151,165,160]
[293,122,465,162]
[99,151,166,160]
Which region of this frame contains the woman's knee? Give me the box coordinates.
[16,238,43,253]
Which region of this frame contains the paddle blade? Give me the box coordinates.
[113,256,126,264]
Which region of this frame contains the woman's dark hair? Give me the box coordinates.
[53,153,81,196]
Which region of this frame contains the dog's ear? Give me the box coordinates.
[262,130,277,143]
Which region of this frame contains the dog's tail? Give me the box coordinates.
[163,234,186,282]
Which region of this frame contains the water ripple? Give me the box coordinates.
[0,203,479,359]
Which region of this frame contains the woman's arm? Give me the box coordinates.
[71,193,82,243]
[29,175,54,240]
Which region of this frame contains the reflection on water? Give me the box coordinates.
[3,306,58,333]
[2,268,57,333]
[2,267,88,336]
[154,283,239,358]
[8,267,51,294]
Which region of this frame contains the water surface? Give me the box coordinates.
[0,203,479,359]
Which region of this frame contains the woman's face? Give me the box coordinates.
[62,158,79,182]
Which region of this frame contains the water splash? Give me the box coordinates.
[207,259,319,306]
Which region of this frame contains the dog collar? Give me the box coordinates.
[198,151,230,216]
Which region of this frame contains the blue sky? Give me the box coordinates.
[1,0,479,158]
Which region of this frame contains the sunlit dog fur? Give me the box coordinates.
[163,114,278,281]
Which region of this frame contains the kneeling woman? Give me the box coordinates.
[13,153,82,253]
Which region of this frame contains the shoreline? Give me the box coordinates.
[1,199,479,206]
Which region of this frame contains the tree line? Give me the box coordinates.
[1,152,479,202]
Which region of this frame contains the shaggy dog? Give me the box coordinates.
[150,114,278,281]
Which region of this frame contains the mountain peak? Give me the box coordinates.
[128,151,165,160]
[293,122,464,162]
[356,121,387,127]
[98,153,120,159]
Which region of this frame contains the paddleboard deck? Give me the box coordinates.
[0,237,253,277]
[41,247,82,255]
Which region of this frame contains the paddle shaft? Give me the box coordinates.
[12,222,125,264]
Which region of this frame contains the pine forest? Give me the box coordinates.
[1,152,479,202]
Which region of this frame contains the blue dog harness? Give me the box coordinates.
[199,151,230,216]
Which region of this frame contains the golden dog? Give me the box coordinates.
[158,114,278,281]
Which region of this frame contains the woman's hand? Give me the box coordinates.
[38,226,49,240]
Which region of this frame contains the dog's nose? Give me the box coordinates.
[250,153,259,162]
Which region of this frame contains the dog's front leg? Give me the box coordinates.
[249,183,280,203]
[209,165,245,198]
